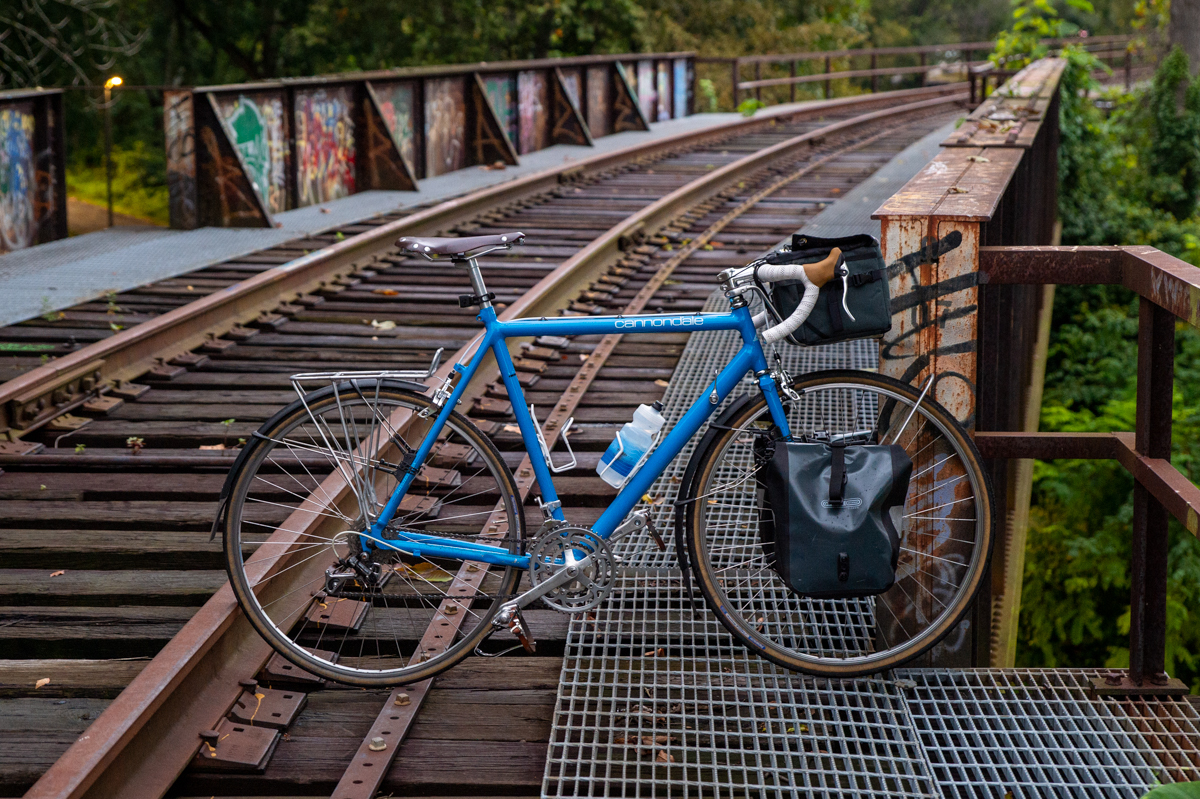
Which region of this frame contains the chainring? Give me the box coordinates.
[528,525,616,613]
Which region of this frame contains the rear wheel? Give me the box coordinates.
[683,369,993,677]
[222,383,524,687]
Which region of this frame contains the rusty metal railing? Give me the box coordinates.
[976,245,1199,694]
[699,34,1136,110]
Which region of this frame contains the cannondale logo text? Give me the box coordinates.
[614,316,703,329]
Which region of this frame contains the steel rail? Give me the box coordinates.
[0,83,966,440]
[24,90,966,799]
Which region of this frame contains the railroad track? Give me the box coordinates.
[0,86,966,799]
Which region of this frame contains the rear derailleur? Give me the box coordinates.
[324,552,392,596]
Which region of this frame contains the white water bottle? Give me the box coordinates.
[597,401,666,488]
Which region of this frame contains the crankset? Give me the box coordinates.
[527,525,617,613]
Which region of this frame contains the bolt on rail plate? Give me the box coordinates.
[191,718,280,772]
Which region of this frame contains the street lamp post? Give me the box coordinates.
[103,76,122,228]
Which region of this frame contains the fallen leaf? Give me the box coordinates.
[50,570,65,577]
[503,424,521,433]
[654,379,669,387]
[967,155,990,163]
[949,187,970,194]
[482,160,507,171]
[186,285,194,291]
[830,187,841,194]
[643,648,665,657]
[372,288,400,296]
[397,562,454,582]
[579,353,588,361]
[35,678,50,689]
[320,207,330,213]
[656,750,674,763]
[199,444,227,451]
[370,319,397,331]
[709,240,724,248]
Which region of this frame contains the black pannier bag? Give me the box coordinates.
[754,436,913,599]
[758,233,890,346]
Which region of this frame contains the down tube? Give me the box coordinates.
[591,344,761,537]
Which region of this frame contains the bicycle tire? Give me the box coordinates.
[221,383,524,687]
[682,369,994,677]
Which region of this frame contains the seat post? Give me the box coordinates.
[462,257,493,309]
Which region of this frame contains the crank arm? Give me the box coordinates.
[607,509,664,549]
[493,551,594,627]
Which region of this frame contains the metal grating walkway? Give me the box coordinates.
[546,571,939,799]
[899,669,1200,798]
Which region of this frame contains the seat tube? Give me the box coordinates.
[490,331,565,521]
[462,257,493,309]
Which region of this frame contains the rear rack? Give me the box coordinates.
[288,348,443,398]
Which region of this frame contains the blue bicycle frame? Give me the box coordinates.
[360,300,793,570]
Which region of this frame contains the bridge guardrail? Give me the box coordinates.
[700,34,1142,109]
[162,52,695,230]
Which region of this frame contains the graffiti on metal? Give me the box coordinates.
[425,77,466,177]
[559,68,582,110]
[637,61,656,122]
[164,91,197,229]
[483,75,518,149]
[517,70,549,155]
[216,92,289,214]
[0,102,36,252]
[673,59,689,119]
[612,62,647,133]
[656,61,671,122]
[371,81,419,177]
[295,86,356,206]
[586,66,610,137]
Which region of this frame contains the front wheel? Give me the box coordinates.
[683,369,994,677]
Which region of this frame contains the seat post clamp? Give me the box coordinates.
[458,292,496,308]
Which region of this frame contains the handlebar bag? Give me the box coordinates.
[761,233,890,346]
[753,435,912,599]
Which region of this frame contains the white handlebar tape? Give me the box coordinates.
[757,262,820,345]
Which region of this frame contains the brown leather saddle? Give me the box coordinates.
[395,232,525,258]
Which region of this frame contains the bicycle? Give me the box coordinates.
[216,230,993,686]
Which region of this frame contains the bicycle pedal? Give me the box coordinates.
[645,516,667,552]
[508,610,537,653]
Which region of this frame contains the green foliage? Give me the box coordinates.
[991,0,1095,69]
[1141,782,1200,799]
[737,98,767,116]
[698,79,719,112]
[1147,47,1200,220]
[1058,48,1200,265]
[66,141,169,225]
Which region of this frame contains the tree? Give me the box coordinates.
[0,0,143,88]
[1170,0,1200,76]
